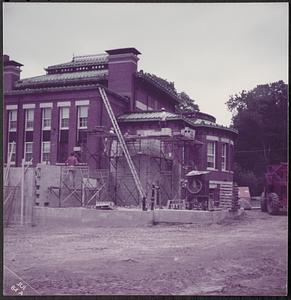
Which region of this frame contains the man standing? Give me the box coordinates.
[66,152,79,187]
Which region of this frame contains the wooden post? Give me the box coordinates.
[156,181,161,209]
[81,181,85,207]
[150,184,155,211]
[231,182,239,212]
[20,158,25,225]
[142,196,147,211]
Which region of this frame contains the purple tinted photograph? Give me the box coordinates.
[2,2,288,296]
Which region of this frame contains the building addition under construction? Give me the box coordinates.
[3,48,238,220]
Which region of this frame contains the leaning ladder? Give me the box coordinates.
[98,87,146,202]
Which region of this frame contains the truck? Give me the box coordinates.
[260,162,288,215]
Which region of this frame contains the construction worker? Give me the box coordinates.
[66,152,79,187]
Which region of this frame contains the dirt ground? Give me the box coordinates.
[3,210,287,296]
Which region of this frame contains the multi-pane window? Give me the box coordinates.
[41,142,51,163]
[221,143,227,171]
[78,106,88,129]
[24,142,33,162]
[42,108,51,130]
[8,142,16,164]
[25,109,34,130]
[60,107,70,129]
[9,110,17,131]
[207,141,216,169]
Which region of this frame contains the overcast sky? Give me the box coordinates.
[3,3,288,126]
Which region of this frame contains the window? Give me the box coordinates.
[78,106,88,129]
[9,110,17,131]
[24,142,33,162]
[42,108,51,130]
[8,142,16,164]
[25,109,34,130]
[41,142,51,163]
[60,107,70,129]
[221,143,227,171]
[207,141,216,169]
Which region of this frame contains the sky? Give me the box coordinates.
[3,3,288,126]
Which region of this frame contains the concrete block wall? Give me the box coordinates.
[35,164,81,207]
[36,164,110,208]
[35,164,62,207]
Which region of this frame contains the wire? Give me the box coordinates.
[236,148,287,153]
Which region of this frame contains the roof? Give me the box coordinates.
[118,111,215,128]
[15,70,107,89]
[46,54,108,71]
[186,170,210,177]
[190,120,238,134]
[183,111,216,123]
[6,83,103,95]
[5,83,129,104]
[135,71,181,103]
[118,110,238,134]
[192,119,216,125]
[118,111,180,122]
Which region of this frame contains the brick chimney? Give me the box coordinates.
[3,55,23,92]
[106,48,141,108]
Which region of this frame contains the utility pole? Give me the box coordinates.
[20,158,25,225]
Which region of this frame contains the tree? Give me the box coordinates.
[177,91,200,112]
[226,80,288,194]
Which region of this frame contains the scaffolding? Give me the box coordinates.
[4,185,19,226]
[47,165,109,207]
[4,157,33,226]
[100,133,201,207]
[99,87,146,207]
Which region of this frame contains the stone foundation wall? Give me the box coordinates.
[34,207,245,228]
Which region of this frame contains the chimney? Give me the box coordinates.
[105,48,141,108]
[3,55,23,92]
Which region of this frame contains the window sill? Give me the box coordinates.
[211,169,234,173]
[60,127,69,130]
[207,168,218,171]
[42,127,51,131]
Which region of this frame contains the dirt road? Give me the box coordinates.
[3,210,287,296]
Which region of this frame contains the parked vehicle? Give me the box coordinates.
[260,163,288,215]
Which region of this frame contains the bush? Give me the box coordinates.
[234,164,263,196]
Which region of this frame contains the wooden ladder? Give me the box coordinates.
[98,87,146,202]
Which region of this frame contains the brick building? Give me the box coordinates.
[3,48,237,207]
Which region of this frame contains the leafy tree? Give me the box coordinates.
[226,80,288,195]
[233,163,263,196]
[177,91,200,112]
